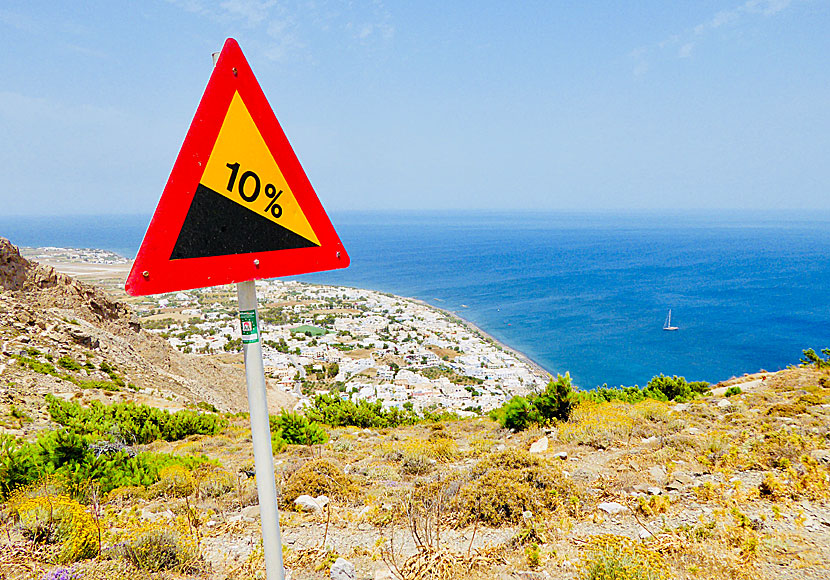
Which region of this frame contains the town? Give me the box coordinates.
[132,278,550,416]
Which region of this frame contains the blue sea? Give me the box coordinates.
[2,211,829,389]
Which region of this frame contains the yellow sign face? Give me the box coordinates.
[200,92,320,246]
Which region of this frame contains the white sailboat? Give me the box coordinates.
[663,309,678,331]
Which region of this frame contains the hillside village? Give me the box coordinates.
[130,277,549,416]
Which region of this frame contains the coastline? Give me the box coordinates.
[410,297,554,385]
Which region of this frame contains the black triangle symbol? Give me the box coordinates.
[170,184,319,260]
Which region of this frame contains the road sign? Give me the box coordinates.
[125,38,349,296]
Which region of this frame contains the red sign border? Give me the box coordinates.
[125,38,349,296]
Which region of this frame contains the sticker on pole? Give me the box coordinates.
[239,310,259,344]
[125,38,349,296]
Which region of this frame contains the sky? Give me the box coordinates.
[0,0,828,215]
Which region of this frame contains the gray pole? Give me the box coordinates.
[214,48,284,579]
[237,279,286,579]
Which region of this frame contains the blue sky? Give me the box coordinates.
[1,1,828,215]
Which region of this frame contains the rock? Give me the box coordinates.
[571,468,598,483]
[522,510,534,521]
[648,466,667,483]
[597,502,629,515]
[552,451,568,460]
[529,436,548,454]
[717,399,731,409]
[295,495,323,513]
[316,495,330,508]
[641,436,659,445]
[373,569,395,580]
[358,523,372,531]
[673,403,689,412]
[688,427,702,435]
[673,472,694,486]
[809,449,830,465]
[330,557,356,580]
[647,487,662,496]
[242,505,260,519]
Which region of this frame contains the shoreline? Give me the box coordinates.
[410,297,554,384]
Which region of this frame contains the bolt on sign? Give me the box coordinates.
[125,38,349,297]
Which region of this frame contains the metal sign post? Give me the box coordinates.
[238,279,286,580]
[219,48,285,580]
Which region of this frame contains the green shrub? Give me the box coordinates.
[0,435,38,499]
[307,394,419,428]
[581,375,710,406]
[57,356,82,371]
[269,410,328,446]
[801,347,830,369]
[75,379,121,391]
[13,354,60,377]
[2,428,208,498]
[492,374,575,431]
[643,374,709,402]
[196,401,219,413]
[725,386,742,397]
[45,395,227,444]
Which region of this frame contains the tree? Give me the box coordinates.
[534,373,575,422]
[801,348,830,369]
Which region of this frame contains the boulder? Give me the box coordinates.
[294,495,323,513]
[597,502,629,515]
[331,557,356,580]
[552,451,568,460]
[529,436,548,454]
[648,466,667,483]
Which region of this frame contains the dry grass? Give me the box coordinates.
[4,366,830,579]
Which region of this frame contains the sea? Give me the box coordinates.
[2,210,829,390]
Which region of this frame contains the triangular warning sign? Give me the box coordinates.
[126,38,349,296]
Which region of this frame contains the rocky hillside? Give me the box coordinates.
[0,237,295,427]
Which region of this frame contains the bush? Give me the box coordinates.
[45,395,227,444]
[152,464,195,498]
[10,493,99,563]
[643,374,709,402]
[0,435,38,498]
[580,534,669,580]
[2,428,208,498]
[119,521,198,572]
[801,347,830,369]
[192,464,235,498]
[725,386,742,397]
[492,374,575,431]
[269,410,328,446]
[307,394,420,428]
[452,448,575,526]
[281,459,359,507]
[57,356,82,372]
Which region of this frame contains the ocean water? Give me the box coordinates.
[2,210,829,389]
